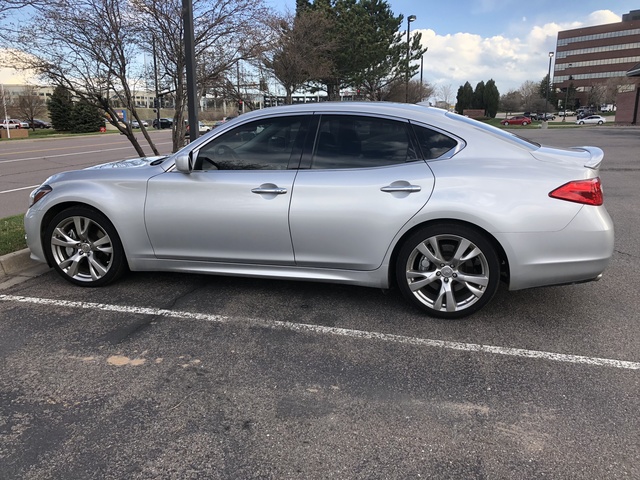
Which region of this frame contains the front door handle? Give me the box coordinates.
[381,184,421,193]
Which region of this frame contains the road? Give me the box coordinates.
[0,130,175,218]
[1,126,639,479]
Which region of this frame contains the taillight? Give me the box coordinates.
[549,177,603,206]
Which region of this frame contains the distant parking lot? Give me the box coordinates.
[1,127,639,479]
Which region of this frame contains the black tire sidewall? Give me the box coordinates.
[45,206,127,287]
[396,224,501,319]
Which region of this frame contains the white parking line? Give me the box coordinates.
[2,294,639,371]
[0,185,39,194]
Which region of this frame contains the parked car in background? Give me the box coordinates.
[24,103,613,319]
[500,115,531,126]
[185,121,211,137]
[538,113,556,121]
[558,110,575,117]
[576,115,606,125]
[576,109,596,119]
[1,119,26,129]
[152,118,173,129]
[131,120,149,128]
[28,119,52,129]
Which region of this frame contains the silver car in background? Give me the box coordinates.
[25,103,613,319]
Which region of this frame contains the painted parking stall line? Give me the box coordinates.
[2,294,639,371]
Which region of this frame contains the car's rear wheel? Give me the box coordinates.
[45,206,127,287]
[396,224,500,319]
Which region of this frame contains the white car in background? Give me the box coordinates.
[576,115,606,125]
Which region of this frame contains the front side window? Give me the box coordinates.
[195,116,307,170]
[310,115,417,169]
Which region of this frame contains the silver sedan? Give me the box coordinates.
[25,103,614,319]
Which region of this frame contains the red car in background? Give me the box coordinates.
[500,116,531,126]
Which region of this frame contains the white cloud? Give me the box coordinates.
[420,10,623,97]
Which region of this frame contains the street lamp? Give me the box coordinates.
[405,14,416,103]
[562,63,573,122]
[545,51,554,121]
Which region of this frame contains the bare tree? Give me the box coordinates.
[499,89,523,116]
[261,10,335,105]
[12,0,160,156]
[437,84,454,110]
[519,80,545,112]
[133,0,269,151]
[13,86,47,129]
[383,79,434,103]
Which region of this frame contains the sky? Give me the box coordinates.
[266,0,639,97]
[2,1,638,99]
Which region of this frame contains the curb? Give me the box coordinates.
[0,248,50,289]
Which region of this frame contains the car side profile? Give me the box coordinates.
[25,103,613,319]
[500,116,530,126]
[576,115,606,125]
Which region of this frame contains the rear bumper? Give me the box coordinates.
[496,206,614,291]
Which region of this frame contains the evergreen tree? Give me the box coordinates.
[483,79,500,118]
[71,101,104,133]
[47,85,74,131]
[455,81,473,113]
[472,81,485,109]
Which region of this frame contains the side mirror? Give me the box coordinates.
[175,153,193,173]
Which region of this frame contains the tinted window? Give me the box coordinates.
[195,116,306,170]
[412,125,459,159]
[311,115,417,169]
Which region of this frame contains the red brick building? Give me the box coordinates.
[553,10,640,123]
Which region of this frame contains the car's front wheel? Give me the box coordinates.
[45,206,127,287]
[522,121,529,126]
[396,224,500,319]
[503,121,509,125]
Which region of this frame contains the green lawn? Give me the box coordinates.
[0,214,27,256]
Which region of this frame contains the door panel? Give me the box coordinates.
[145,170,296,265]
[290,162,435,270]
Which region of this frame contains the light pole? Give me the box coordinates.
[545,51,554,121]
[562,63,573,122]
[405,14,416,103]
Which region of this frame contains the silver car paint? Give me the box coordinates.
[25,103,613,293]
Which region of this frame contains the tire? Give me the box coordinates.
[598,121,603,125]
[578,121,584,125]
[45,206,127,287]
[503,122,509,126]
[396,224,500,319]
[522,121,528,126]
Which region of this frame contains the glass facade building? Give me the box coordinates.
[554,11,640,108]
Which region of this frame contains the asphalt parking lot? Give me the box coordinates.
[1,126,639,479]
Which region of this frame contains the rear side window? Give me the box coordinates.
[412,125,458,160]
[311,115,417,169]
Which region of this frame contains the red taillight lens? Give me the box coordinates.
[549,177,603,206]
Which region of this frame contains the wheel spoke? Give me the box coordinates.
[434,280,457,312]
[417,238,442,265]
[456,272,489,288]
[59,252,83,277]
[92,235,112,254]
[406,270,440,291]
[88,255,108,280]
[73,216,88,240]
[51,228,78,248]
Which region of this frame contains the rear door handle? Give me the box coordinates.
[252,187,288,195]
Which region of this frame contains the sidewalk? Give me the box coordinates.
[0,249,50,289]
